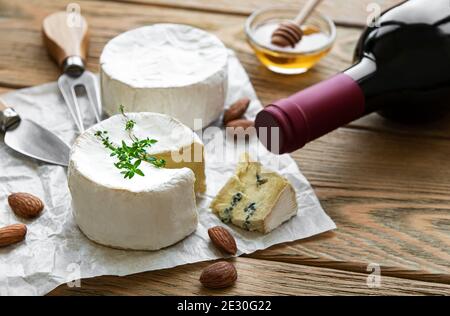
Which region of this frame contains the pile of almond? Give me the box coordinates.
[200,226,239,289]
[223,97,254,132]
[0,192,44,248]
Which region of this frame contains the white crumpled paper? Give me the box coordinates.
[0,51,336,295]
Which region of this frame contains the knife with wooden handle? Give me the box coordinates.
[0,99,71,166]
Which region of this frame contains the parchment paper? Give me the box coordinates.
[0,51,336,296]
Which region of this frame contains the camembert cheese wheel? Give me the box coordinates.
[68,112,205,250]
[100,24,228,130]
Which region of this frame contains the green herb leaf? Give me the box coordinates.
[135,169,144,177]
[125,119,136,131]
[94,106,166,179]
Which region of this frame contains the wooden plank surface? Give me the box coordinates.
[3,0,434,138]
[49,258,450,296]
[0,87,13,95]
[251,128,450,284]
[0,0,363,88]
[352,113,450,140]
[117,0,402,26]
[1,0,449,294]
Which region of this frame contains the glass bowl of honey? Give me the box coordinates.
[245,6,336,75]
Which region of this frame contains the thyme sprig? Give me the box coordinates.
[94,106,166,179]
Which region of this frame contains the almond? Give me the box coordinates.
[226,119,255,129]
[0,224,27,247]
[200,261,237,289]
[208,226,237,255]
[8,192,44,219]
[223,98,251,124]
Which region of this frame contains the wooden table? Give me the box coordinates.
[1,0,449,296]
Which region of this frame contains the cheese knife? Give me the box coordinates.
[0,99,71,166]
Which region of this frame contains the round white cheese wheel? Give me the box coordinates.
[100,24,228,130]
[68,112,202,250]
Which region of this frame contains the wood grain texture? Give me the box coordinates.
[116,0,403,26]
[0,98,8,111]
[351,112,450,140]
[0,0,449,293]
[248,127,450,284]
[0,87,13,95]
[42,11,89,67]
[0,0,357,88]
[48,258,450,296]
[0,0,423,136]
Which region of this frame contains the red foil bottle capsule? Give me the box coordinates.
[256,74,365,154]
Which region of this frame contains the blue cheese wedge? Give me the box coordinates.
[211,153,298,233]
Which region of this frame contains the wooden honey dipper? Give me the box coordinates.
[271,0,323,48]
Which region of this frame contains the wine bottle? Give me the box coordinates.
[255,0,450,154]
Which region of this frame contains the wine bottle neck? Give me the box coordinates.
[345,56,381,114]
[345,56,377,85]
[255,74,366,154]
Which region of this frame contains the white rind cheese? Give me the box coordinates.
[68,112,205,250]
[100,24,228,130]
[211,153,298,233]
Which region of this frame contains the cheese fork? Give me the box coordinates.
[42,11,102,133]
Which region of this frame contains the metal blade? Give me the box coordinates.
[82,71,102,123]
[57,71,103,133]
[4,119,71,167]
[58,74,84,133]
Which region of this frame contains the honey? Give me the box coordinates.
[248,21,332,74]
